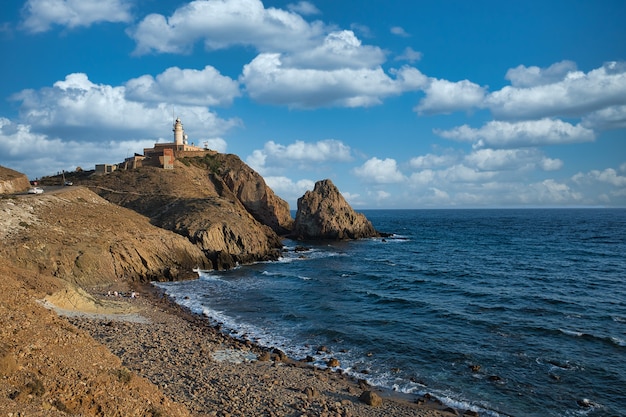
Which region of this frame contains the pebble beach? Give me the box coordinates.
[66,283,462,417]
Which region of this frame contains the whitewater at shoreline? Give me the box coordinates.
[61,281,467,417]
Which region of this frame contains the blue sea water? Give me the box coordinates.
[157,209,626,416]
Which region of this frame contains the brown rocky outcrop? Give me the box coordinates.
[0,165,31,194]
[206,153,294,235]
[292,179,379,240]
[0,186,209,286]
[77,159,285,270]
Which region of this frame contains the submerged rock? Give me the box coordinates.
[292,179,379,240]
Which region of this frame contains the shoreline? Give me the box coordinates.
[64,280,470,417]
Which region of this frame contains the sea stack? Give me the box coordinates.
[292,179,379,240]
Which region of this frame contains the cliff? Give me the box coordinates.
[292,179,380,240]
[0,186,209,286]
[76,156,288,270]
[0,165,31,194]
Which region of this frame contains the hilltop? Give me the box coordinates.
[40,153,292,270]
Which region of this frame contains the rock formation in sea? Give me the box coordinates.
[292,179,380,240]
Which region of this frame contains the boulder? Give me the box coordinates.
[292,179,379,240]
[359,390,383,407]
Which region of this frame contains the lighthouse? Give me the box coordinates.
[173,117,184,147]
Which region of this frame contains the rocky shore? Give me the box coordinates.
[65,282,460,417]
[1,165,468,416]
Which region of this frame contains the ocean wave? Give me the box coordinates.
[558,329,626,348]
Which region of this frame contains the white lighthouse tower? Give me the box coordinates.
[173,117,184,147]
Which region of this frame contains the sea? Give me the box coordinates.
[156,209,626,417]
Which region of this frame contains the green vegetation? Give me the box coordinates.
[114,367,133,384]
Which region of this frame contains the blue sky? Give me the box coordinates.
[1,0,625,208]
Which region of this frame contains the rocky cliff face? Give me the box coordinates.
[292,179,379,240]
[0,166,31,194]
[211,153,294,235]
[79,158,286,270]
[0,186,209,286]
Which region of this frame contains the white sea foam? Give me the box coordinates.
[610,336,626,347]
[559,328,584,337]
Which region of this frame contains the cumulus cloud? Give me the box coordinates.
[11,73,240,142]
[436,118,595,148]
[582,105,626,130]
[409,152,460,169]
[241,53,426,108]
[282,30,386,70]
[263,176,315,205]
[246,139,352,174]
[287,1,321,15]
[486,61,626,120]
[21,0,132,33]
[125,66,241,107]
[505,60,578,88]
[129,0,325,55]
[573,168,626,187]
[415,78,487,115]
[0,117,155,179]
[353,157,406,184]
[463,148,562,172]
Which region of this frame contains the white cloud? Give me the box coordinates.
[0,117,155,179]
[287,1,321,15]
[282,30,386,70]
[246,139,352,174]
[203,138,228,153]
[353,157,406,184]
[21,0,132,33]
[409,152,459,169]
[522,179,583,204]
[486,61,626,119]
[390,26,410,37]
[241,53,426,108]
[129,0,325,55]
[395,47,422,63]
[436,118,595,148]
[415,78,487,115]
[582,105,626,130]
[505,60,578,88]
[463,148,563,172]
[125,66,240,107]
[11,73,240,142]
[263,176,315,205]
[573,168,626,187]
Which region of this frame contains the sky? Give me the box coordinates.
[1,0,625,209]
